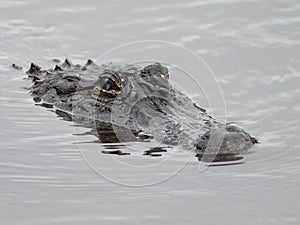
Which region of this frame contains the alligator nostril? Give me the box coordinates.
[160,73,169,79]
[196,125,256,154]
[251,137,259,144]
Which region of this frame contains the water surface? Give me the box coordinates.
[0,0,300,224]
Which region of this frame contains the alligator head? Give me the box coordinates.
[25,59,258,161]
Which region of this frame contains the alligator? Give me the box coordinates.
[23,58,258,162]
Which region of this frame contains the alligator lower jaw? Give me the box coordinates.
[195,124,257,154]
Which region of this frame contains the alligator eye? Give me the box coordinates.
[93,70,124,98]
[102,78,115,91]
[103,77,122,91]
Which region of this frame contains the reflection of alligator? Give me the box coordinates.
[24,58,258,161]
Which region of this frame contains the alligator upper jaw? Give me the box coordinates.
[195,124,258,155]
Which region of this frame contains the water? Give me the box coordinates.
[1,0,300,224]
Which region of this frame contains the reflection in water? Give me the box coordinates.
[54,109,244,163]
[101,149,130,156]
[143,147,168,157]
[195,152,244,163]
[0,0,299,223]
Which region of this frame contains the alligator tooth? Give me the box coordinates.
[54,65,63,71]
[27,62,41,74]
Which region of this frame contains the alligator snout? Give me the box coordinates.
[195,124,258,154]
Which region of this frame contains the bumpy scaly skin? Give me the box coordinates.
[26,58,258,154]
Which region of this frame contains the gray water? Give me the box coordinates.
[1,0,300,224]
